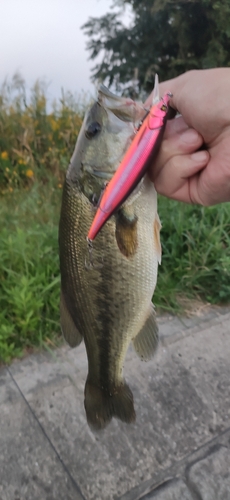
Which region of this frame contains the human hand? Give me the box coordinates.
[149,68,230,205]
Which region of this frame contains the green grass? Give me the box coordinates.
[0,183,62,363]
[155,198,230,311]
[0,74,84,363]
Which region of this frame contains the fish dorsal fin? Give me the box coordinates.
[60,290,83,348]
[132,304,158,361]
[152,73,160,105]
[143,73,160,109]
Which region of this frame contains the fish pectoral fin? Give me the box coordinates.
[60,290,83,348]
[115,207,138,258]
[132,304,158,361]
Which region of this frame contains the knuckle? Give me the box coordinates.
[169,154,182,170]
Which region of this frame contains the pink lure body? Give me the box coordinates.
[88,93,172,241]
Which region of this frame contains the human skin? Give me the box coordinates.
[148,68,230,205]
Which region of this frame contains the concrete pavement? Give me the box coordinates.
[1,304,230,500]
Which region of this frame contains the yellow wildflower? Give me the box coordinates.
[18,158,26,165]
[26,169,34,178]
[1,151,8,160]
[50,118,59,132]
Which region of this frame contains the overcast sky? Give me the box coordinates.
[1,0,133,103]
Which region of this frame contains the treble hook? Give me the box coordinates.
[85,237,103,270]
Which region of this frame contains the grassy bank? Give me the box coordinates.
[0,184,62,362]
[156,198,230,311]
[0,74,83,362]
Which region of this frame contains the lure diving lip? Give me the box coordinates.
[87,91,173,242]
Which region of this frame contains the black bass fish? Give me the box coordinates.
[59,85,161,430]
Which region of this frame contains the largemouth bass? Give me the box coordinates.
[59,85,161,430]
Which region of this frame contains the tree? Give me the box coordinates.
[82,0,230,93]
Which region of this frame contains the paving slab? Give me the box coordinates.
[0,368,84,500]
[1,305,230,500]
[187,444,230,500]
[120,430,230,500]
[140,478,194,500]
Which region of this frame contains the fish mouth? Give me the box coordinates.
[83,164,114,180]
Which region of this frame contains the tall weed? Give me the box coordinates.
[155,198,230,310]
[0,185,62,362]
[0,73,83,191]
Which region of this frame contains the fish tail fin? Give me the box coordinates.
[84,379,136,430]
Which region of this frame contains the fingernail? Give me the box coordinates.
[190,151,208,162]
[180,129,199,144]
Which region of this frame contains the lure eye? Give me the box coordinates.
[161,104,167,112]
[85,121,101,139]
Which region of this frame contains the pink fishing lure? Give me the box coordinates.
[88,92,172,241]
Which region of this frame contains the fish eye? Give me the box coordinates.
[85,121,101,139]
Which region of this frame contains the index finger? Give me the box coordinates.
[163,115,189,139]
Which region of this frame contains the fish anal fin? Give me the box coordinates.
[154,213,162,264]
[115,207,138,258]
[84,379,136,431]
[60,290,83,348]
[133,305,159,361]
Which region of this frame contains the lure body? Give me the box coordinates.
[87,93,172,241]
